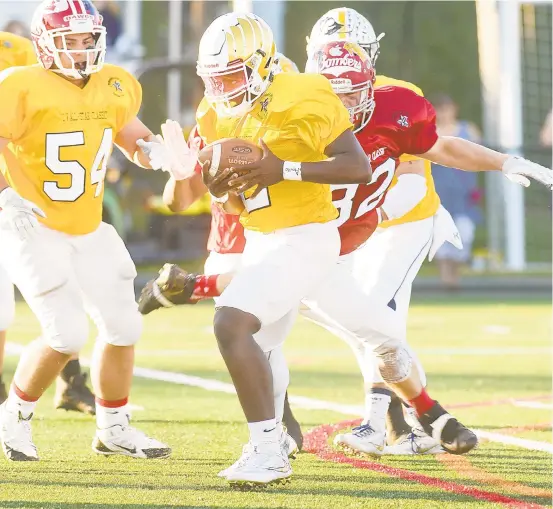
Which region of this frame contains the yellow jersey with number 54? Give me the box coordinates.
[0,64,141,235]
[0,32,36,71]
[196,72,351,233]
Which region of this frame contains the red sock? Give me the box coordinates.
[408,389,435,417]
[96,397,128,408]
[193,275,220,299]
[12,383,39,402]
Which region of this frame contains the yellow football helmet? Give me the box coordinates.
[274,52,299,74]
[196,12,276,117]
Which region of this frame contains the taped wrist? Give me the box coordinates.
[381,173,427,221]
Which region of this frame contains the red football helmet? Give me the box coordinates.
[310,41,376,132]
[31,0,107,79]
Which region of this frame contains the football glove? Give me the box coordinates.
[0,187,46,241]
[502,156,553,190]
[160,119,202,181]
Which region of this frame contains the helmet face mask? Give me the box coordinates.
[197,13,276,117]
[31,0,106,80]
[305,7,384,69]
[311,41,376,133]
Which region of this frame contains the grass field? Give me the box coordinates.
[0,297,551,509]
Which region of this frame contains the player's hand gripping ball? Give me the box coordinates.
[198,138,262,198]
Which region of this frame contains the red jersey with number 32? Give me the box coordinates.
[335,86,438,255]
[207,86,438,255]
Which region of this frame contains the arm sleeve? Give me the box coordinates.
[116,71,143,133]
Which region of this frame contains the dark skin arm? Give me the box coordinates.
[227,129,371,198]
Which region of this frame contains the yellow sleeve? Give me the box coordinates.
[116,69,143,133]
[0,68,28,140]
[284,80,352,155]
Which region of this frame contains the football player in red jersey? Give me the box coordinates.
[140,38,552,466]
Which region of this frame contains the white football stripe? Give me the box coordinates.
[209,143,222,177]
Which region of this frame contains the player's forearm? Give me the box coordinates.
[163,177,195,213]
[425,136,508,172]
[292,152,371,184]
[133,134,158,169]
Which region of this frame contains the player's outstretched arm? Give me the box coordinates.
[114,117,157,168]
[421,136,553,189]
[228,130,371,197]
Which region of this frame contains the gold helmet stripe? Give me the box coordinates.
[338,8,346,40]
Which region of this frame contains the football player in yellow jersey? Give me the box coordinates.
[0,0,175,462]
[158,11,370,485]
[0,29,96,415]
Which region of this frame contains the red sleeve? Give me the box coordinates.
[188,124,206,175]
[402,96,438,155]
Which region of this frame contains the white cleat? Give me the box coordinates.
[333,423,386,457]
[224,443,292,487]
[0,402,39,461]
[218,431,298,479]
[92,424,171,459]
[384,428,445,455]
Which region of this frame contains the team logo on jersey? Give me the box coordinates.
[1,41,12,49]
[397,115,409,128]
[258,93,272,118]
[108,78,124,97]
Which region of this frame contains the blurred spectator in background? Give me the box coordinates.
[2,20,29,38]
[431,94,483,290]
[540,110,552,147]
[95,0,122,48]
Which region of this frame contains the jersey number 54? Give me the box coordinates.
[44,128,113,202]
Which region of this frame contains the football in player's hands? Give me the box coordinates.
[199,138,262,195]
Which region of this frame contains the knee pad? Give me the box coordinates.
[0,282,15,331]
[46,312,89,355]
[374,341,413,384]
[102,308,143,347]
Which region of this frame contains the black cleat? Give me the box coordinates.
[54,373,96,415]
[138,264,198,315]
[418,401,478,455]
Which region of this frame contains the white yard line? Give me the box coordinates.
[6,342,552,454]
[512,400,553,410]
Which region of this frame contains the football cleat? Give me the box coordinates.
[383,427,444,455]
[333,423,385,457]
[417,402,478,455]
[54,373,96,415]
[0,402,39,461]
[224,443,292,486]
[92,424,171,459]
[138,263,198,315]
[218,431,298,479]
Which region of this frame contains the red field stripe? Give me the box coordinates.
[437,454,552,499]
[304,420,549,509]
